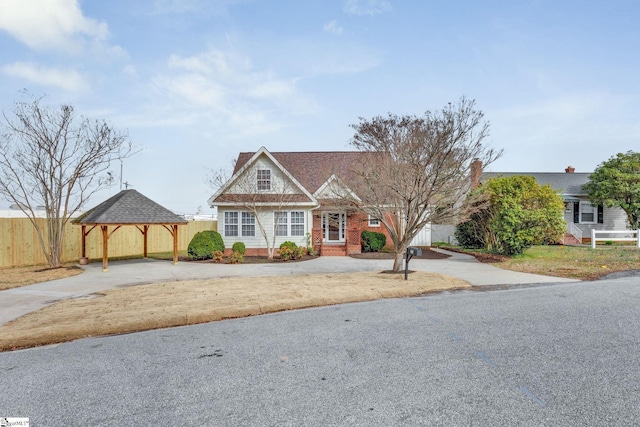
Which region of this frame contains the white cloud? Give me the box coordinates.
[344,0,392,16]
[324,20,343,35]
[0,0,115,55]
[1,62,89,92]
[146,48,315,138]
[123,65,138,77]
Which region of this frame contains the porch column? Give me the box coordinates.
[143,225,149,258]
[101,225,109,272]
[173,225,179,264]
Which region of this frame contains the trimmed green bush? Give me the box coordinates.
[232,241,246,255]
[188,230,225,260]
[361,230,386,252]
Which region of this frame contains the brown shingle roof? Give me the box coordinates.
[234,151,381,194]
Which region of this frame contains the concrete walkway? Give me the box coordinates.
[1,249,578,326]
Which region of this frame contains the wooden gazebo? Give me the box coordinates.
[73,189,188,271]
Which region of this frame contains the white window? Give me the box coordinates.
[291,211,305,236]
[368,215,380,227]
[242,212,255,237]
[257,169,271,191]
[224,211,238,236]
[581,202,596,223]
[274,211,288,236]
[274,211,305,236]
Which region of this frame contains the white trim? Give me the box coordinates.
[223,210,257,237]
[322,211,346,242]
[579,201,597,224]
[368,214,380,227]
[256,168,272,191]
[274,210,306,237]
[591,229,640,248]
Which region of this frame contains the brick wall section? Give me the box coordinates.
[349,212,394,246]
[311,211,395,255]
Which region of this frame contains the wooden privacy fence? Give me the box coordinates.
[0,218,218,268]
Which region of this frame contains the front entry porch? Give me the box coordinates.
[311,211,361,256]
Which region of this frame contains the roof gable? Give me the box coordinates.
[209,147,316,206]
[314,174,361,201]
[74,190,187,224]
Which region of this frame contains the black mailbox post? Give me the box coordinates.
[405,246,422,280]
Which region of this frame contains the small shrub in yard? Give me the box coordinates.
[232,242,246,255]
[212,250,224,263]
[297,246,307,259]
[361,230,386,252]
[279,241,298,261]
[188,231,225,260]
[226,251,244,264]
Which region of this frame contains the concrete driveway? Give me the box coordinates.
[0,249,578,326]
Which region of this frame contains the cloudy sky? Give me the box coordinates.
[0,0,638,214]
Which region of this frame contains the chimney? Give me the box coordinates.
[470,158,482,189]
[565,166,575,173]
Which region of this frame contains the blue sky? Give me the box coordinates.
[0,0,638,214]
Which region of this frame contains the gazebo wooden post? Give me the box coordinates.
[81,225,87,258]
[101,225,109,272]
[143,225,149,258]
[172,224,179,265]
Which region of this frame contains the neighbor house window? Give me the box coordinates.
[242,212,255,237]
[224,211,238,236]
[274,211,288,236]
[580,202,596,223]
[291,211,305,236]
[368,215,380,227]
[257,169,271,191]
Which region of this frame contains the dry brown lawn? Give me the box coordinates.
[0,271,469,351]
[0,264,83,291]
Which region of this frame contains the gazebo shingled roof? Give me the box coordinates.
[75,189,188,224]
[74,189,188,271]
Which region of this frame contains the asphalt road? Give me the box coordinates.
[1,275,639,426]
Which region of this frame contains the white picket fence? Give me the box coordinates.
[591,229,640,249]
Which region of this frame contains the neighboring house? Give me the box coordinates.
[208,147,398,256]
[481,165,628,244]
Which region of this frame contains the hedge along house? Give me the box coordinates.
[208,147,394,256]
[480,165,628,244]
[73,189,188,271]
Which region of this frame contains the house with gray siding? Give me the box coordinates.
[482,166,628,244]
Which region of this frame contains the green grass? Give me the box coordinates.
[439,244,640,280]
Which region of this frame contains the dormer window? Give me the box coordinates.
[257,169,271,191]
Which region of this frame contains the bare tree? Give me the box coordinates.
[208,165,302,259]
[347,97,501,271]
[0,95,133,268]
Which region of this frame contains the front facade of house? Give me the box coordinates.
[482,166,628,243]
[208,147,393,256]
